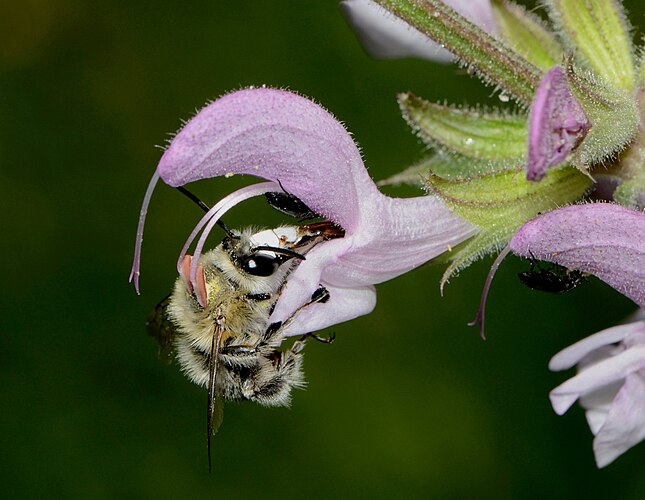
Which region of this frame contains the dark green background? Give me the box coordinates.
[1,1,642,498]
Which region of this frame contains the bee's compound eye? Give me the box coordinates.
[241,254,280,277]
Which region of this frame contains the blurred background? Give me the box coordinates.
[1,0,642,498]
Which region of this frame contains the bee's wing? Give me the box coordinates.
[146,295,176,364]
[207,322,225,472]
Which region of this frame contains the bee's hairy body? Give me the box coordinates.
[167,244,304,406]
[152,224,342,408]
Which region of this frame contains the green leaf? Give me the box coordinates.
[491,0,562,71]
[375,0,542,105]
[565,60,639,167]
[399,93,528,162]
[426,165,592,287]
[546,0,635,91]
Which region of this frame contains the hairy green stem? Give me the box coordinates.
[375,0,542,105]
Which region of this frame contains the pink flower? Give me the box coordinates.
[471,202,645,336]
[131,87,476,335]
[508,203,645,465]
[549,311,645,467]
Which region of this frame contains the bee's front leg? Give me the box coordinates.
[263,285,331,344]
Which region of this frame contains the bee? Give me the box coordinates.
[147,218,343,469]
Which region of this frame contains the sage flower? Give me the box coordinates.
[509,203,645,308]
[131,87,477,336]
[506,203,645,465]
[549,313,645,467]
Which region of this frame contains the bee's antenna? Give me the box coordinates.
[176,186,210,213]
[252,246,306,260]
[175,186,238,239]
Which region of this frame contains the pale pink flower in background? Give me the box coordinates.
[549,312,645,467]
[340,0,498,62]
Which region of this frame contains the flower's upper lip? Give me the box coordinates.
[156,87,381,233]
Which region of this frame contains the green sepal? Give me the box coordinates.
[399,93,527,164]
[491,0,562,71]
[378,154,516,187]
[607,89,645,208]
[375,0,542,106]
[546,0,635,91]
[565,60,639,167]
[425,165,592,287]
[614,177,645,209]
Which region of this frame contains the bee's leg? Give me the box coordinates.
[220,344,259,369]
[244,293,272,302]
[302,332,335,344]
[262,321,284,343]
[220,345,258,356]
[290,338,306,354]
[263,285,331,343]
[309,285,330,304]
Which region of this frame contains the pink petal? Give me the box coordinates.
[322,194,477,286]
[340,0,452,62]
[447,0,498,33]
[509,204,645,307]
[281,284,377,337]
[583,386,619,434]
[550,321,645,371]
[340,0,498,63]
[593,371,645,467]
[270,238,353,324]
[270,192,477,324]
[549,345,645,415]
[158,87,377,232]
[526,66,590,182]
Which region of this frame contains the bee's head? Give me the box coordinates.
[216,228,307,293]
